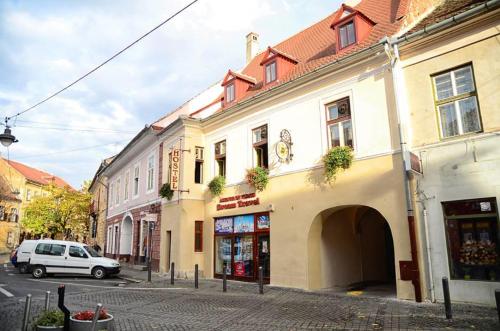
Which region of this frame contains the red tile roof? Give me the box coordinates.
[3,158,73,189]
[216,0,410,112]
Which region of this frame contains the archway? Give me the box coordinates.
[120,215,133,257]
[309,205,396,296]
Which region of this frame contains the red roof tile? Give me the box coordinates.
[3,158,73,189]
[217,0,410,110]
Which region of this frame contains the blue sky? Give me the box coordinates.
[0,0,341,188]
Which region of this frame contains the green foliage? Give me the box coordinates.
[34,310,64,327]
[159,183,174,200]
[246,167,269,192]
[208,176,225,196]
[322,146,354,182]
[22,184,91,239]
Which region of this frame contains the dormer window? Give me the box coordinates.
[339,21,356,49]
[226,83,235,103]
[265,61,277,83]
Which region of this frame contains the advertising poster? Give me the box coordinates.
[234,215,254,233]
[215,218,233,233]
[257,215,270,229]
[234,262,245,276]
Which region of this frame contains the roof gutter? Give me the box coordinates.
[393,0,500,45]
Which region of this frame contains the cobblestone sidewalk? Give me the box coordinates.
[1,278,498,330]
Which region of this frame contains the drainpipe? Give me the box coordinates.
[384,40,422,302]
[423,208,436,302]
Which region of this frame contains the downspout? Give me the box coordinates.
[384,40,422,302]
[423,208,436,302]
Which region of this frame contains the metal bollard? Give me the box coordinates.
[495,289,500,323]
[222,266,227,292]
[194,264,199,289]
[442,277,452,319]
[44,291,51,311]
[21,294,32,331]
[258,266,264,294]
[90,303,102,331]
[170,262,175,285]
[58,285,70,331]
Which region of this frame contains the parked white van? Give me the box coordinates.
[13,240,38,273]
[29,240,120,279]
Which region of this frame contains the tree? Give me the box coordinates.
[22,184,91,240]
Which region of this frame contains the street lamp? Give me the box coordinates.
[0,119,18,147]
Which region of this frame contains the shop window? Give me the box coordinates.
[265,61,277,83]
[195,147,204,184]
[339,21,356,49]
[194,221,203,252]
[433,65,481,138]
[252,125,268,168]
[226,83,235,103]
[326,97,353,148]
[442,198,499,281]
[215,140,226,177]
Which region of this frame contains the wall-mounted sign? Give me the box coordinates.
[404,151,422,174]
[217,193,260,211]
[170,148,181,190]
[276,129,293,162]
[215,217,233,233]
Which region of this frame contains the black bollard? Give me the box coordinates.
[58,285,70,331]
[195,264,199,289]
[222,266,227,292]
[170,262,175,285]
[495,289,500,323]
[258,266,264,294]
[442,277,452,320]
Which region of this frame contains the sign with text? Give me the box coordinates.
[216,193,260,211]
[170,148,181,190]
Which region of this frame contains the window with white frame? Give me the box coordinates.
[325,97,354,148]
[226,83,235,103]
[133,165,139,197]
[115,179,120,206]
[265,61,277,83]
[147,155,155,191]
[26,189,31,201]
[109,183,114,208]
[107,226,112,253]
[432,64,481,138]
[124,171,130,201]
[252,125,268,168]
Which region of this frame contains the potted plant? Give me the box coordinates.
[33,310,64,330]
[246,167,269,192]
[69,308,113,331]
[322,146,353,182]
[208,176,225,196]
[159,182,174,200]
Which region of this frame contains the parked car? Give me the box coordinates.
[29,239,120,279]
[12,239,38,273]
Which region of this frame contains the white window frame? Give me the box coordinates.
[265,61,277,83]
[106,225,112,253]
[124,170,130,202]
[226,83,235,103]
[26,189,32,201]
[109,183,114,209]
[115,178,120,206]
[133,164,140,198]
[146,154,155,193]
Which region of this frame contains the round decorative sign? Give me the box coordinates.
[276,141,290,162]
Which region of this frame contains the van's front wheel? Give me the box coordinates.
[32,266,45,279]
[92,267,106,279]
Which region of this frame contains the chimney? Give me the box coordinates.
[246,32,259,64]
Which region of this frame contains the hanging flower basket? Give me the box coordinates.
[208,176,225,196]
[246,167,269,192]
[322,146,353,182]
[159,183,174,200]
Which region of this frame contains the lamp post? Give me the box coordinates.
[0,118,18,147]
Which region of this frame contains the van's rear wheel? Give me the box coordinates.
[18,263,28,274]
[32,266,45,279]
[92,267,106,279]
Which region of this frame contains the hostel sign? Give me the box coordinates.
[170,148,181,190]
[217,193,260,211]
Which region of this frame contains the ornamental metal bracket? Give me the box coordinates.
[276,129,293,163]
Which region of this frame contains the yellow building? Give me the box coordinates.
[0,173,21,257]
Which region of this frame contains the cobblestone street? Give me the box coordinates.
[1,277,498,331]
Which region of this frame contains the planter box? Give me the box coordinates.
[35,326,64,331]
[69,314,113,331]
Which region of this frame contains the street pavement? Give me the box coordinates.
[0,263,498,330]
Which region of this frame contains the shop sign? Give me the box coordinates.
[234,215,254,233]
[257,214,270,229]
[276,129,293,163]
[215,217,233,233]
[170,148,181,190]
[217,193,260,211]
[404,151,422,174]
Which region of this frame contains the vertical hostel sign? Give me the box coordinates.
[170,148,181,190]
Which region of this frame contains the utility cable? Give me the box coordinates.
[5,0,200,122]
[13,124,138,134]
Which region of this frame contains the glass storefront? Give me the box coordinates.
[214,213,270,282]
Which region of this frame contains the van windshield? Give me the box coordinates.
[83,246,101,257]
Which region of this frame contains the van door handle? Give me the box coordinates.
[65,257,67,260]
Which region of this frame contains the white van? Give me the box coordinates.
[14,240,38,273]
[29,240,120,279]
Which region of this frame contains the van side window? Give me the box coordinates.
[69,246,88,258]
[35,243,66,256]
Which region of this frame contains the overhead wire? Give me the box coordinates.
[4,0,200,122]
[13,124,138,134]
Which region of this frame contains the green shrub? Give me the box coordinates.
[246,167,269,192]
[208,176,225,196]
[323,146,353,182]
[34,310,65,327]
[159,183,174,200]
